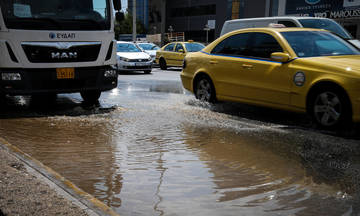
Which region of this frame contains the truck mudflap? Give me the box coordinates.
[0,66,117,95]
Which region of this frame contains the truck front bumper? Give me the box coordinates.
[0,66,117,95]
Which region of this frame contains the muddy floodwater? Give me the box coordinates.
[1,71,360,215]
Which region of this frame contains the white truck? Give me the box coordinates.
[0,0,123,103]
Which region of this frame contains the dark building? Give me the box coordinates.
[164,0,229,42]
[147,0,278,43]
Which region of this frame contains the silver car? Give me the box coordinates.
[116,41,153,74]
[136,42,160,64]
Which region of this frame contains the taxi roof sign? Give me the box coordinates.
[268,23,286,28]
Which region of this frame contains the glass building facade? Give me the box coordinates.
[128,0,149,30]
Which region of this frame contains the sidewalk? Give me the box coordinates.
[0,138,119,216]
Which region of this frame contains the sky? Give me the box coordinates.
[121,0,128,12]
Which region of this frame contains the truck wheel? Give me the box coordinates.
[0,93,6,105]
[30,93,57,108]
[309,88,351,129]
[159,58,167,70]
[80,90,101,104]
[144,70,152,74]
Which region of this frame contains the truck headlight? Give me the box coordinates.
[1,73,21,81]
[104,69,117,77]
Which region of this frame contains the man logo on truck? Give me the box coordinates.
[51,52,78,59]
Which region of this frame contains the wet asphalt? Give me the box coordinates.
[1,68,360,215]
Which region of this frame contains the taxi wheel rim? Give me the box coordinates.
[313,92,342,127]
[196,79,212,101]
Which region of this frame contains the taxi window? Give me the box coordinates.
[248,33,283,59]
[175,44,184,52]
[164,43,175,51]
[211,33,251,56]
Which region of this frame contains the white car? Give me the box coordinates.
[136,42,160,64]
[116,41,153,74]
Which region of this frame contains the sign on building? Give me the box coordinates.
[207,20,216,29]
[286,0,360,18]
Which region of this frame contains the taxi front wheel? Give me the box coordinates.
[309,88,351,129]
[195,76,216,103]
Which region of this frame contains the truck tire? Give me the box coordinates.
[80,90,101,104]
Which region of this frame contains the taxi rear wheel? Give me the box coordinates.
[195,76,216,103]
[159,58,167,70]
[309,87,351,129]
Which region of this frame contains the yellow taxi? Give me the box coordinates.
[156,41,205,70]
[181,27,360,129]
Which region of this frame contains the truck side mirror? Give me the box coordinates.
[113,0,122,11]
[116,12,124,22]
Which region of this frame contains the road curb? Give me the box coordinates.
[0,137,120,216]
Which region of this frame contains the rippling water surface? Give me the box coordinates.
[1,79,359,215]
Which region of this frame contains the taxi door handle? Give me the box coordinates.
[242,64,253,69]
[210,60,218,64]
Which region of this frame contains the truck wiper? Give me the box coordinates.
[65,18,103,29]
[10,17,62,29]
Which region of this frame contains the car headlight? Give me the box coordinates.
[120,57,130,62]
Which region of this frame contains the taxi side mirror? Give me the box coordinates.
[271,52,290,63]
[178,49,184,53]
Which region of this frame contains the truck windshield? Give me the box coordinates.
[298,19,352,40]
[0,0,110,30]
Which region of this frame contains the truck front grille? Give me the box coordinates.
[22,42,101,63]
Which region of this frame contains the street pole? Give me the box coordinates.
[132,0,137,42]
[204,24,210,45]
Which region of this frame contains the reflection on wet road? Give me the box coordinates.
[1,70,360,215]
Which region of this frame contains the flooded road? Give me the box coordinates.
[1,69,360,215]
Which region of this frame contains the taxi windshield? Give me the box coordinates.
[185,43,205,52]
[117,43,142,52]
[281,31,360,58]
[138,43,160,51]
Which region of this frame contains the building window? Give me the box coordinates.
[170,4,216,17]
[232,0,240,19]
[270,0,279,16]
